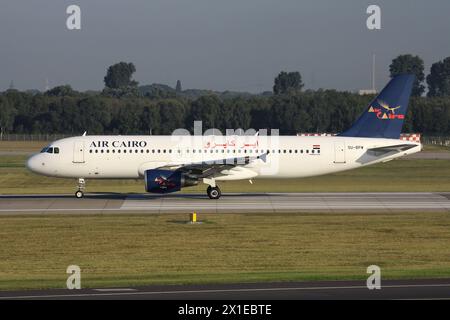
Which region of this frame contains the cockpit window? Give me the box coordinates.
[40,146,59,154]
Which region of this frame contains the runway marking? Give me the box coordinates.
[2,283,450,299]
[93,288,137,292]
[1,192,450,214]
[398,298,450,301]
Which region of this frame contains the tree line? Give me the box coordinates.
[1,54,449,136]
[1,88,449,136]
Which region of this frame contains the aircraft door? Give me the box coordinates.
[334,142,346,163]
[73,141,85,163]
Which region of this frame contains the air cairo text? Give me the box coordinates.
[89,140,147,148]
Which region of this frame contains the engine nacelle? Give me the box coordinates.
[144,169,198,194]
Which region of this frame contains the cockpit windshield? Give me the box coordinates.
[40,146,59,154]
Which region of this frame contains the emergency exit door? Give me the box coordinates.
[334,142,346,163]
[73,141,85,163]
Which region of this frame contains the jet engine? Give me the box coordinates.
[144,169,198,193]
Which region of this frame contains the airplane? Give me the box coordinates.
[26,74,422,200]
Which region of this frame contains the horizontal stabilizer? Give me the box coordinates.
[367,144,417,155]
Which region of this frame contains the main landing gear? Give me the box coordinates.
[75,178,85,198]
[207,185,221,200]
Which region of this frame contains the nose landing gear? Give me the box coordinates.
[75,178,85,198]
[207,185,221,200]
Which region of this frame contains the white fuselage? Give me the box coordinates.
[26,135,422,182]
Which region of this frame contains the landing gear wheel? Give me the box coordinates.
[207,186,221,200]
[75,178,85,199]
[75,190,84,198]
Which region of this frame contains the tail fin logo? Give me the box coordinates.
[368,100,404,120]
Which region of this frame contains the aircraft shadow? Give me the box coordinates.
[0,193,126,200]
[0,192,273,200]
[125,193,272,201]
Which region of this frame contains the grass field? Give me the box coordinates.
[422,143,450,152]
[1,154,450,194]
[0,212,449,290]
[0,141,46,153]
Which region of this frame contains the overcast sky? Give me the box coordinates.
[1,0,449,93]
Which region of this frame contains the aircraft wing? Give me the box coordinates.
[157,153,267,179]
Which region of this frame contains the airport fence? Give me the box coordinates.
[0,133,73,141]
[421,136,450,147]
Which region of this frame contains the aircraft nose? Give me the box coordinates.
[26,155,41,173]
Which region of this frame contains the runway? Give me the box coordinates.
[0,192,450,214]
[1,279,450,300]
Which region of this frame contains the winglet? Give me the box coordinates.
[257,153,268,163]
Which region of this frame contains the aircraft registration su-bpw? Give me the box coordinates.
[27,75,421,199]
